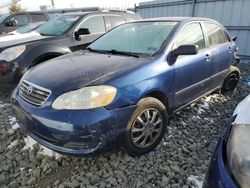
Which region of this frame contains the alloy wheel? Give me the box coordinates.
[131,108,163,148]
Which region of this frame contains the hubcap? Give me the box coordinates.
[131,108,163,148]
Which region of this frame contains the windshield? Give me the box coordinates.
[0,14,10,24]
[89,22,177,56]
[36,15,79,36]
[15,23,41,34]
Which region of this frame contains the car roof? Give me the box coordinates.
[61,10,141,18]
[61,11,137,17]
[137,17,215,23]
[61,12,90,16]
[10,11,47,14]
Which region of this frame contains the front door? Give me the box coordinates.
[4,14,29,33]
[173,22,213,107]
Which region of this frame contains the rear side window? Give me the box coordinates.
[107,16,126,30]
[10,14,29,25]
[204,23,229,47]
[174,23,206,50]
[78,16,105,34]
[30,14,48,22]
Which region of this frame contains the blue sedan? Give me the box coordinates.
[11,17,240,156]
[203,94,250,188]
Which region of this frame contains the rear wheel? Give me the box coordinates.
[221,67,240,94]
[123,97,168,156]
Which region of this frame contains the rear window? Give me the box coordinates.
[30,14,48,22]
[204,22,229,47]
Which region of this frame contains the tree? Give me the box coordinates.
[9,0,25,13]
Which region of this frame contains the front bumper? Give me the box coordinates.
[11,87,136,155]
[203,117,238,188]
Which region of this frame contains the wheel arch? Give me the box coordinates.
[31,52,64,67]
[142,90,169,109]
[227,65,240,79]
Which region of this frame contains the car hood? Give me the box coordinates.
[24,51,150,94]
[0,32,51,48]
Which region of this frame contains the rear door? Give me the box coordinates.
[173,22,213,107]
[202,22,233,89]
[72,15,106,51]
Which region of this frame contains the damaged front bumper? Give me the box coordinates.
[11,87,136,156]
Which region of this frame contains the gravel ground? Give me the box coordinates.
[0,64,250,188]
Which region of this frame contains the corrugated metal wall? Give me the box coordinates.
[135,0,250,63]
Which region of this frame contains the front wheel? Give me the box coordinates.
[123,97,168,156]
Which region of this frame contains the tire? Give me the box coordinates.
[123,97,168,156]
[221,66,240,94]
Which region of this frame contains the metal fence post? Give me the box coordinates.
[192,0,196,17]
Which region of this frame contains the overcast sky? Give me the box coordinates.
[0,0,150,13]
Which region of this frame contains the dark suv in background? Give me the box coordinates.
[0,10,141,85]
[0,11,49,34]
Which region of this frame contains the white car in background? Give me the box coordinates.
[0,22,44,42]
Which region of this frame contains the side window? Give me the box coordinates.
[10,14,29,25]
[204,23,229,47]
[108,16,126,30]
[174,23,206,50]
[30,14,47,22]
[78,16,105,34]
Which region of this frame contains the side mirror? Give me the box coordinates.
[74,28,90,40]
[5,20,17,27]
[231,36,237,42]
[172,44,198,57]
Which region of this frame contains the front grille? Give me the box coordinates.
[19,80,51,106]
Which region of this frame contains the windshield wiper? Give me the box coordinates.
[87,48,141,58]
[108,49,141,58]
[87,47,109,54]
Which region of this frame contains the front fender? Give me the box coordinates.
[19,43,71,69]
[107,61,174,110]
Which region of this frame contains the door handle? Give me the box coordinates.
[228,47,232,53]
[204,54,210,62]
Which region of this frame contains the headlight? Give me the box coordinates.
[52,85,117,110]
[0,45,26,62]
[227,124,250,188]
